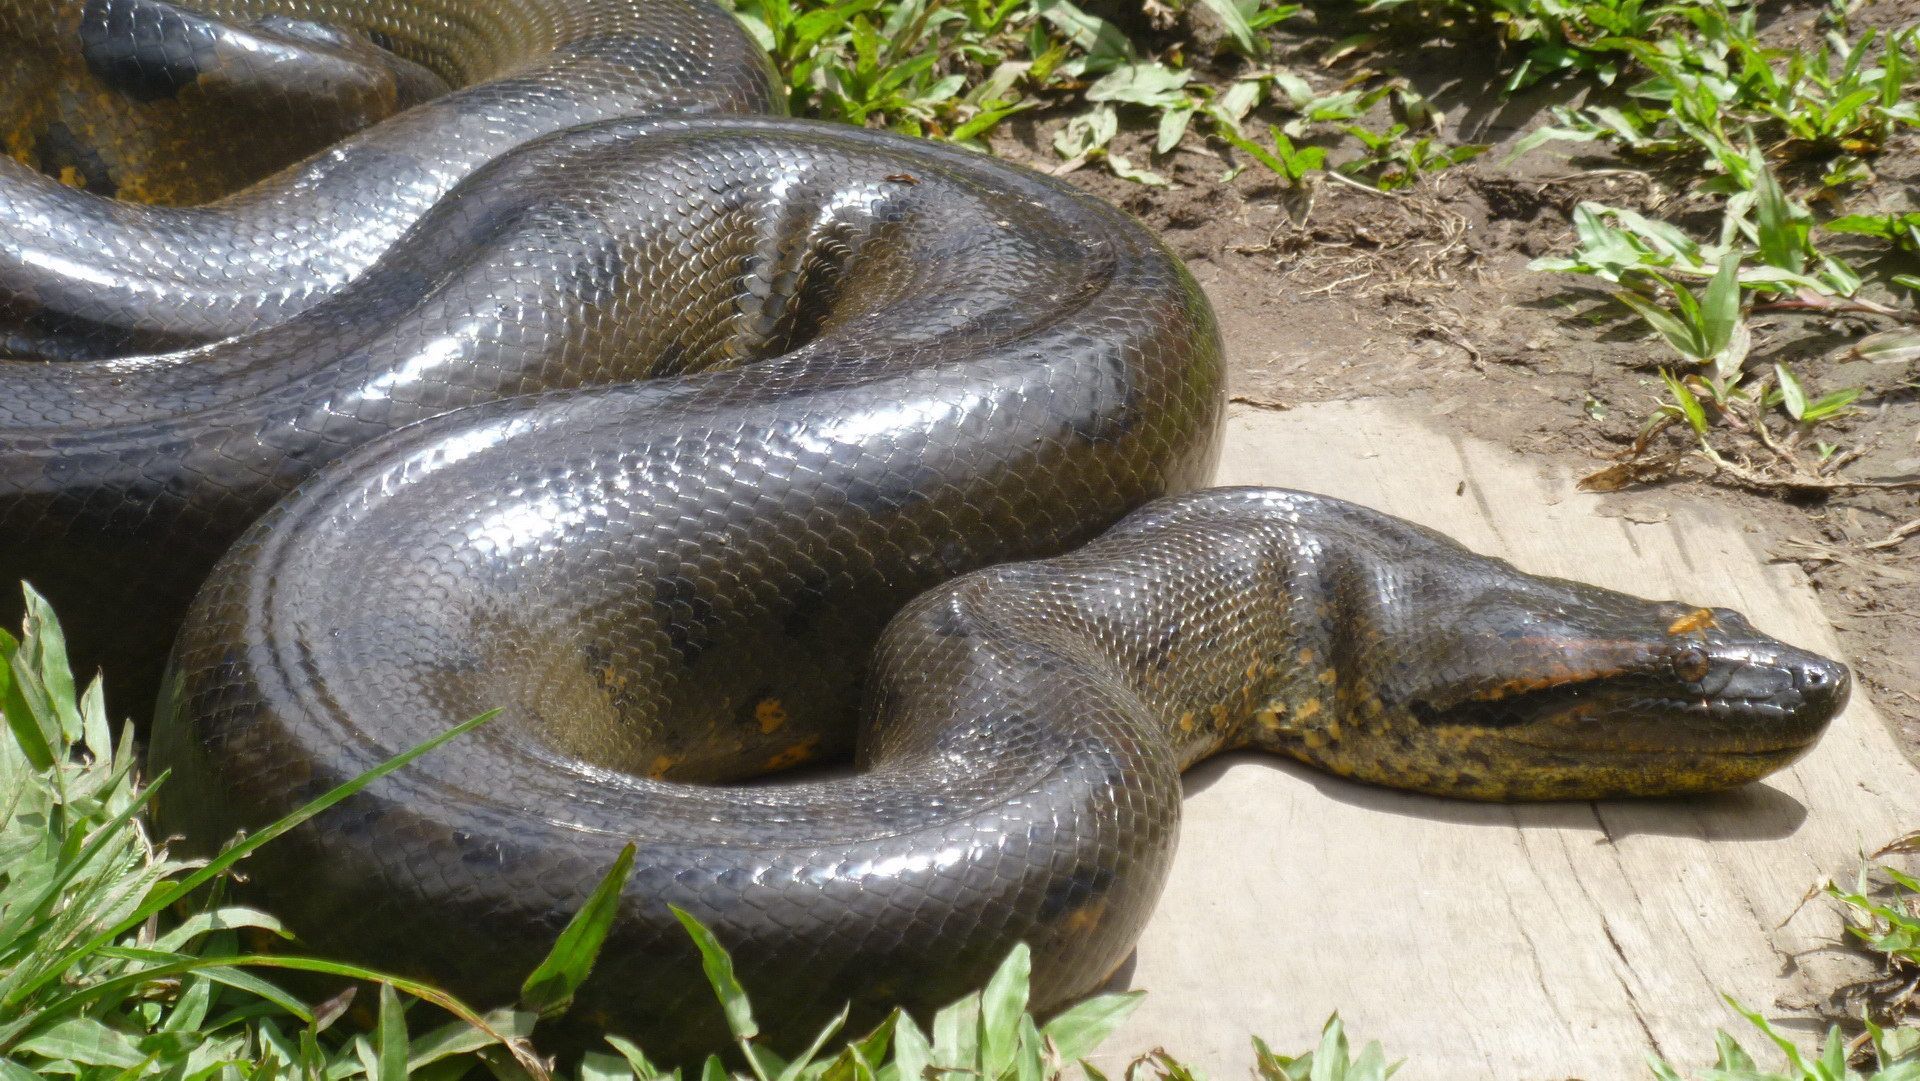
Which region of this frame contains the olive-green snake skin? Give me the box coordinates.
[0,0,1850,1062]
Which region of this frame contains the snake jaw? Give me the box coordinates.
[1296,584,1853,800]
[1405,630,1847,798]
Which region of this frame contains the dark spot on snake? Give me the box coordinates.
[1142,624,1179,672]
[649,340,690,378]
[32,122,117,197]
[841,475,924,518]
[780,576,833,639]
[1038,863,1115,919]
[460,844,503,867]
[446,195,538,253]
[561,230,630,307]
[1066,350,1142,446]
[29,307,203,361]
[652,573,717,663]
[337,267,438,329]
[80,0,219,102]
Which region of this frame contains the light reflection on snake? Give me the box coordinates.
[0,0,1848,1061]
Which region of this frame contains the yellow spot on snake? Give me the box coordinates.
[1317,668,1337,686]
[1177,711,1195,733]
[1062,900,1107,935]
[648,755,676,778]
[1296,698,1323,722]
[755,697,788,733]
[57,165,82,188]
[1667,608,1717,636]
[1298,648,1315,665]
[764,737,820,771]
[1254,702,1287,730]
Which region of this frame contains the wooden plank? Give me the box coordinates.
[1095,400,1918,1080]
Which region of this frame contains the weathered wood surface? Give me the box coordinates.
[1096,400,1917,1081]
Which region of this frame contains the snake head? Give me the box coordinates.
[1292,571,1850,801]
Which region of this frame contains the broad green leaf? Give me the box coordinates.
[1196,0,1262,55]
[1015,1015,1045,1081]
[1700,254,1741,359]
[521,843,636,1017]
[0,613,55,772]
[581,1052,633,1081]
[1105,153,1171,187]
[19,586,81,742]
[930,994,981,1069]
[1848,329,1920,365]
[1616,289,1706,360]
[1310,1015,1348,1081]
[1085,63,1191,108]
[407,1009,537,1073]
[979,944,1030,1077]
[1751,154,1806,274]
[1033,0,1132,64]
[1774,362,1808,421]
[890,1013,932,1081]
[1802,387,1861,423]
[671,907,757,1040]
[1662,371,1710,436]
[14,1017,147,1068]
[1040,991,1144,1061]
[775,1006,849,1081]
[605,1036,665,1080]
[374,984,407,1081]
[1157,105,1195,155]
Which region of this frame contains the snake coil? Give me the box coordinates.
[0,0,1848,1061]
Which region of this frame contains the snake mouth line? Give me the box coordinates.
[1499,733,1818,760]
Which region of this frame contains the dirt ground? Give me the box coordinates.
[991,0,1920,769]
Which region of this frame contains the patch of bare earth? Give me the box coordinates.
[990,0,1920,764]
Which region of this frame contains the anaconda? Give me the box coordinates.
[0,0,1849,1063]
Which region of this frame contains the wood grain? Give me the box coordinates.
[1097,400,1915,1081]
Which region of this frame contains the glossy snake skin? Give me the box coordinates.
[0,0,1848,1062]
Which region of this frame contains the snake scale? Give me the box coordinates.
[0,0,1850,1062]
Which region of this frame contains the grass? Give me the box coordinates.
[7,566,1920,1081]
[0,583,1402,1080]
[8,0,1919,1072]
[721,0,1918,492]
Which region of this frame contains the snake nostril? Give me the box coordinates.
[1791,661,1851,715]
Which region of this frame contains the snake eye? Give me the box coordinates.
[1673,645,1711,683]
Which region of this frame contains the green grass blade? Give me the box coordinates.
[520,843,636,1017]
[4,710,498,1009]
[670,906,758,1040]
[375,983,408,1081]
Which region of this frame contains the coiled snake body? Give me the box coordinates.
[0,0,1849,1061]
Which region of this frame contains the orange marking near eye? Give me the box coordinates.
[1667,608,1718,637]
